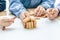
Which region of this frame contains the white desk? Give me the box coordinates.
[0,18,60,40]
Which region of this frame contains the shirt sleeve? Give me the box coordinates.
[39,0,55,9]
[9,0,26,18]
[55,3,60,11]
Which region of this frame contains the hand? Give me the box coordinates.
[46,8,59,20]
[34,6,46,17]
[20,11,30,21]
[20,11,36,29]
[23,17,36,29]
[0,17,16,30]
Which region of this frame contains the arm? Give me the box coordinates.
[55,3,60,11]
[55,4,60,15]
[39,0,55,9]
[9,0,26,18]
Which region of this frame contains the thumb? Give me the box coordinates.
[9,17,16,22]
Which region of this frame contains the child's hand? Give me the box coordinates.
[20,11,36,29]
[34,6,46,17]
[0,17,16,30]
[46,8,59,20]
[23,17,36,29]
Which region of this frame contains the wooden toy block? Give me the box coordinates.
[23,17,36,29]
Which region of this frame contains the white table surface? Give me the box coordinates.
[0,18,60,40]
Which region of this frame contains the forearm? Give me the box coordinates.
[9,0,26,18]
[39,0,55,9]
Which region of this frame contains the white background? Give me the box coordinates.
[0,0,60,40]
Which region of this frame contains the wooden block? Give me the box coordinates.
[26,22,29,29]
[33,20,36,28]
[31,21,33,29]
[23,16,36,29]
[28,22,31,29]
[30,17,36,28]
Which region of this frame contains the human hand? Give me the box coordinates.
[20,11,36,29]
[0,16,16,30]
[34,6,46,17]
[46,8,59,20]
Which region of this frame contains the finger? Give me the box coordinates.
[48,8,59,19]
[46,8,53,14]
[34,6,40,16]
[48,8,53,12]
[12,17,16,20]
[53,8,59,14]
[31,17,36,21]
[1,17,15,23]
[1,22,11,27]
[41,9,46,16]
[52,8,59,16]
[37,9,44,17]
[36,9,41,17]
[37,7,46,17]
[48,15,55,20]
[53,12,58,18]
[5,22,13,27]
[6,22,12,26]
[46,9,53,18]
[25,12,30,17]
[29,11,34,16]
[49,12,53,16]
[9,17,16,22]
[2,18,9,22]
[34,6,40,13]
[20,13,26,21]
[54,14,58,18]
[23,17,31,23]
